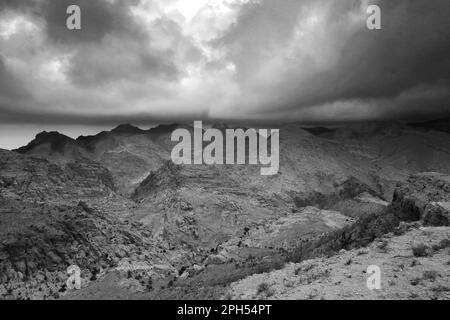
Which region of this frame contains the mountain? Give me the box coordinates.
[0,148,200,299]
[0,148,115,202]
[128,122,450,251]
[2,120,450,299]
[14,124,178,195]
[410,117,450,135]
[126,124,387,253]
[12,122,450,248]
[306,122,450,197]
[15,131,88,164]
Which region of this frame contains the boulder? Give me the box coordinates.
[392,173,450,225]
[422,202,450,226]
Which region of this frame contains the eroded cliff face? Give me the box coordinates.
[0,150,191,299]
[392,173,450,225]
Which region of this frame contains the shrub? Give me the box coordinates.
[432,239,450,251]
[412,244,430,257]
[306,290,319,300]
[294,263,316,275]
[296,268,331,285]
[256,282,274,297]
[377,240,389,252]
[410,278,421,286]
[166,279,174,288]
[257,282,269,294]
[441,238,450,249]
[410,259,420,267]
[431,285,450,294]
[422,271,440,282]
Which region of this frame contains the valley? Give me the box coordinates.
[0,120,449,300]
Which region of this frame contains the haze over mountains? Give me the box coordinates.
[1,119,449,299]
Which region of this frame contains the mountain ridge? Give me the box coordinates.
[1,120,449,299]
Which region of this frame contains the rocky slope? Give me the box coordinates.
[224,173,450,300]
[61,172,450,300]
[0,149,193,299]
[225,225,450,300]
[0,199,164,299]
[0,149,115,202]
[309,122,450,199]
[392,173,450,225]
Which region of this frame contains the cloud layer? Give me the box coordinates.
[0,0,449,124]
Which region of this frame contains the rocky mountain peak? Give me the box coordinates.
[14,131,75,154]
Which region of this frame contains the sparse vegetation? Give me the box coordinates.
[412,244,430,257]
[410,278,421,286]
[299,269,331,285]
[408,293,419,299]
[410,270,441,286]
[432,238,450,251]
[294,263,316,275]
[306,290,319,300]
[166,279,174,288]
[223,293,233,300]
[256,282,274,297]
[422,271,440,282]
[377,240,389,252]
[410,259,420,267]
[257,282,269,294]
[431,285,450,294]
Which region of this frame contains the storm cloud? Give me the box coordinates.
[0,0,449,125]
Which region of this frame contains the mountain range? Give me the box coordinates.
[0,119,449,299]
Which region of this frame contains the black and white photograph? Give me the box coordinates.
[0,0,449,307]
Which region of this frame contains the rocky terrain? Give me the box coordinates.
[225,225,450,300]
[0,120,449,299]
[225,173,450,300]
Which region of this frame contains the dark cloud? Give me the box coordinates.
[295,0,450,106]
[0,102,207,125]
[1,0,143,44]
[1,0,182,86]
[0,55,29,100]
[67,32,180,86]
[0,0,40,12]
[0,0,449,125]
[66,13,206,86]
[215,0,450,120]
[214,0,311,81]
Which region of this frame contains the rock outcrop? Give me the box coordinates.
[392,173,450,225]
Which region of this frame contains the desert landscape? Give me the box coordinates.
[0,119,449,300]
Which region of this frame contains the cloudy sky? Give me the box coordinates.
[0,0,449,148]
